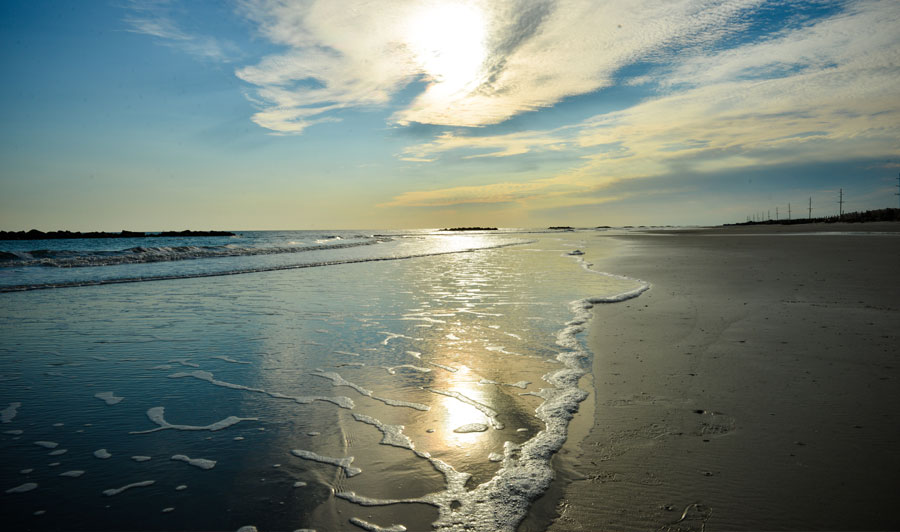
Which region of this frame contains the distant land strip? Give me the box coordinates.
[727,208,899,226]
[440,227,498,231]
[0,230,237,240]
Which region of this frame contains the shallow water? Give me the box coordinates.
[0,230,646,531]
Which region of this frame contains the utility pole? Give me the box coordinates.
[839,188,844,218]
[896,173,899,209]
[788,203,791,220]
[776,206,779,220]
[808,197,812,219]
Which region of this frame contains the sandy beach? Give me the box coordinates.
[550,223,900,531]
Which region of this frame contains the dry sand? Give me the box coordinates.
[548,223,900,531]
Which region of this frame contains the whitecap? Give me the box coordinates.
[130,406,257,434]
[1,402,21,423]
[94,392,124,405]
[6,482,38,494]
[102,480,154,496]
[171,454,216,470]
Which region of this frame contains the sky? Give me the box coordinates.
[1,0,898,230]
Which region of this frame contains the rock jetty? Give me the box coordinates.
[0,230,236,240]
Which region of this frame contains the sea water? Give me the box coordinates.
[0,229,647,531]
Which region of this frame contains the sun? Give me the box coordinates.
[404,1,488,98]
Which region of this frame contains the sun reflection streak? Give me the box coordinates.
[431,234,495,254]
[429,365,493,446]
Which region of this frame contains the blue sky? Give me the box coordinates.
[1,0,898,230]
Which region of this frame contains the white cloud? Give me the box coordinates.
[572,0,900,174]
[381,0,900,210]
[235,0,766,133]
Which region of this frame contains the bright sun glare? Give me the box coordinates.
[405,2,488,98]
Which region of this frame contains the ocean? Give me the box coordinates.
[0,229,647,531]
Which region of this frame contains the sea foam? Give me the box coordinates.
[290,449,361,478]
[334,249,650,531]
[102,480,155,496]
[1,402,21,423]
[130,406,257,434]
[168,370,354,409]
[311,371,429,411]
[94,392,123,405]
[171,455,216,470]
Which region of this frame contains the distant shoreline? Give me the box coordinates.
[725,207,899,226]
[439,227,498,231]
[0,229,236,241]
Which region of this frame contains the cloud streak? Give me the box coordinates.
[123,0,235,62]
[234,0,767,133]
[384,0,900,210]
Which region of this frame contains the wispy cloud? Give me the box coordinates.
[383,0,900,210]
[234,0,766,134]
[123,0,235,62]
[400,129,574,161]
[379,174,610,208]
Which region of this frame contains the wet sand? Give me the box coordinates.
[550,223,900,531]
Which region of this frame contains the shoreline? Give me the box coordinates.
[550,225,900,530]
